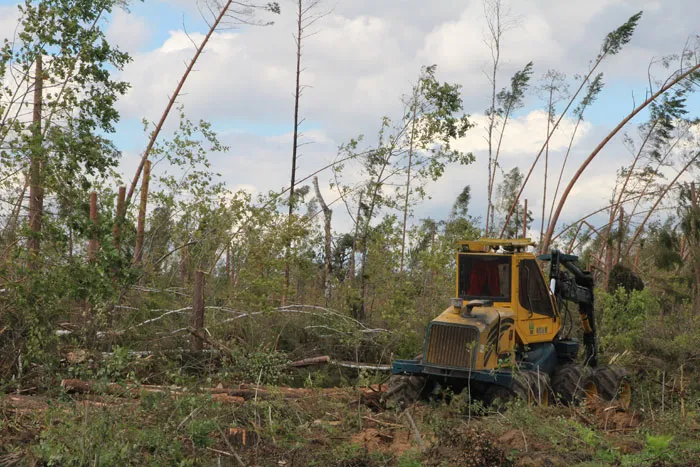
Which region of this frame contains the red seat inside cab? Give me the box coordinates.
[467,261,501,297]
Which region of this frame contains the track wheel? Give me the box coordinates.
[552,364,594,405]
[384,374,427,408]
[484,385,516,408]
[487,371,549,407]
[513,371,550,406]
[593,366,631,410]
[531,371,551,406]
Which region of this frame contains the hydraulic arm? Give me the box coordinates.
[539,250,598,367]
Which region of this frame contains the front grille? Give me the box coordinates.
[425,324,478,368]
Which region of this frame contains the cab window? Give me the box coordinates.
[518,259,554,317]
[458,255,511,301]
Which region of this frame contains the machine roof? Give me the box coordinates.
[457,238,535,252]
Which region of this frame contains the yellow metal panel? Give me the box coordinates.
[511,254,561,345]
[455,252,459,299]
[457,238,535,252]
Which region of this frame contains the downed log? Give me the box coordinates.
[335,361,391,371]
[60,379,386,402]
[290,356,331,367]
[288,355,391,372]
[230,383,387,401]
[60,379,239,401]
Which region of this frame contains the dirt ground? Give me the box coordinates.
[1,384,698,466]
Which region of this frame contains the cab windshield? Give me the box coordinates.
[458,254,511,302]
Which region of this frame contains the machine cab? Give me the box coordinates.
[457,253,511,303]
[457,239,560,344]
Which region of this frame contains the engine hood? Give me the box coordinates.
[432,304,513,334]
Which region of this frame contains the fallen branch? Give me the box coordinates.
[290,356,331,367]
[402,409,425,451]
[60,379,240,400]
[289,355,391,371]
[335,361,391,371]
[189,328,234,354]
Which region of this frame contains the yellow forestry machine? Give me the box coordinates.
[386,238,631,408]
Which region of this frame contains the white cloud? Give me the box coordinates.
[0,6,20,36]
[454,110,592,156]
[106,8,152,54]
[4,0,699,239]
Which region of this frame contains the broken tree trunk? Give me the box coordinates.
[614,208,624,266]
[313,176,332,304]
[290,355,331,367]
[28,55,43,270]
[133,160,151,265]
[349,193,362,280]
[113,186,126,250]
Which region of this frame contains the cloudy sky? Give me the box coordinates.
[1,0,699,237]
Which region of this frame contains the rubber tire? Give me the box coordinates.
[530,371,551,406]
[513,371,549,406]
[385,375,427,408]
[512,372,535,405]
[552,363,590,405]
[593,365,631,409]
[486,371,549,408]
[485,385,515,408]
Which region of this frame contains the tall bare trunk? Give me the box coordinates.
[400,104,418,271]
[180,244,190,285]
[284,0,305,303]
[603,241,613,291]
[28,55,43,270]
[349,193,362,280]
[614,208,624,265]
[690,183,700,313]
[134,160,151,266]
[313,176,332,304]
[540,88,553,252]
[484,0,502,236]
[113,186,126,250]
[226,244,232,294]
[548,116,582,228]
[567,222,583,254]
[88,192,99,262]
